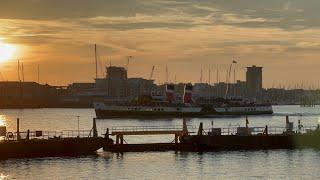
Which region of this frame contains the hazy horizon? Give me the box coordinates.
[0,0,319,88]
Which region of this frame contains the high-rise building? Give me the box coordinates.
[246,65,263,100]
[106,66,128,98]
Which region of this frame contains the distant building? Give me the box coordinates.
[213,82,227,98]
[67,82,95,95]
[193,83,214,99]
[127,78,154,100]
[151,84,166,101]
[0,81,60,108]
[106,66,128,98]
[94,66,128,99]
[246,65,263,100]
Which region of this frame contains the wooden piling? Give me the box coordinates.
[17,118,21,141]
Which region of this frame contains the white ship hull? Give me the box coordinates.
[94,102,204,118]
[214,105,273,115]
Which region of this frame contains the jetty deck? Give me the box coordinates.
[106,125,195,145]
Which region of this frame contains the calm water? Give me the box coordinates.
[0,105,320,179]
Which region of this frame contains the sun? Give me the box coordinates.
[0,42,16,63]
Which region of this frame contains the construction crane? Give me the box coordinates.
[149,66,155,80]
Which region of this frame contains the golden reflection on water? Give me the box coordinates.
[0,173,8,180]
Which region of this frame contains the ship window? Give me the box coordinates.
[177,108,181,111]
[153,108,156,111]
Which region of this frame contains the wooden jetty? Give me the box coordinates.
[103,121,196,152]
[103,116,320,152]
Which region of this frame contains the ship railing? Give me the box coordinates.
[108,125,196,133]
[2,130,93,141]
[208,125,319,136]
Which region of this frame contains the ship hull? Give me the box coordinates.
[95,109,205,118]
[94,102,204,119]
[0,137,105,159]
[213,106,273,115]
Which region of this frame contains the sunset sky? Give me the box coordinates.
[0,0,319,88]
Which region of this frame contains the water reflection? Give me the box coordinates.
[0,174,8,180]
[0,115,7,127]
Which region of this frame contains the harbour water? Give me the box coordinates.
[0,105,320,179]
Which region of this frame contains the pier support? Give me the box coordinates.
[17,118,21,141]
[198,122,203,136]
[93,118,98,138]
[105,128,109,139]
[175,134,178,144]
[26,129,30,140]
[182,118,188,136]
[116,135,119,144]
[120,135,124,144]
[264,126,268,135]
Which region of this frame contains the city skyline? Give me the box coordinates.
[0,0,320,87]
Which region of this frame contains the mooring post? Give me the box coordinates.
[120,135,124,144]
[26,129,30,140]
[116,135,119,144]
[265,125,268,136]
[182,118,188,136]
[105,128,109,139]
[175,134,178,144]
[93,118,98,138]
[17,118,21,141]
[198,122,203,136]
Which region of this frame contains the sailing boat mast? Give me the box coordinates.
[17,60,21,82]
[21,62,25,82]
[94,44,98,79]
[37,64,40,83]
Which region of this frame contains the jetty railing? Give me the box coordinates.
[108,125,196,133]
[208,125,318,135]
[1,130,93,141]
